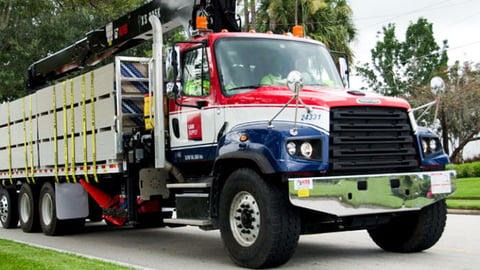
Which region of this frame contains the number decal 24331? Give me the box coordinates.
[300,114,322,121]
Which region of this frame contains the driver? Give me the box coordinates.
[260,63,287,86]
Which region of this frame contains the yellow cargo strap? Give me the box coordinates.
[22,98,30,184]
[70,79,77,183]
[81,74,89,183]
[7,102,12,185]
[29,95,35,183]
[53,85,59,183]
[63,81,70,183]
[90,72,99,183]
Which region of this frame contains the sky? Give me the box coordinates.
[348,0,480,89]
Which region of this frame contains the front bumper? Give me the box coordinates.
[289,170,456,216]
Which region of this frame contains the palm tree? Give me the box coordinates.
[257,0,356,61]
[308,0,356,60]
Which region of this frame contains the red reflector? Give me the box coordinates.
[119,24,128,37]
[423,165,446,171]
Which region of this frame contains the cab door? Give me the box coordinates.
[168,45,219,166]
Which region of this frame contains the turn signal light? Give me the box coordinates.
[196,16,208,29]
[292,25,304,37]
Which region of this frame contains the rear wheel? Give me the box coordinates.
[19,183,40,232]
[219,168,300,268]
[0,188,19,228]
[39,182,84,235]
[368,200,447,252]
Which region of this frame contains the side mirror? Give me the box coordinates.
[338,57,349,88]
[430,76,446,95]
[286,71,304,94]
[165,46,181,99]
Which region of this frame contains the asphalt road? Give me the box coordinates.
[0,214,479,270]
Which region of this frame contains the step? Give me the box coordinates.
[121,77,149,82]
[163,218,212,226]
[166,183,211,189]
[122,94,146,100]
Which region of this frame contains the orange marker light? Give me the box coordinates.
[240,135,248,142]
[292,25,304,37]
[196,16,208,29]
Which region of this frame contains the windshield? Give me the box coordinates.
[214,37,344,96]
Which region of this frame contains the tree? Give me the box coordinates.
[442,62,480,163]
[357,17,480,163]
[242,0,257,31]
[256,0,356,60]
[356,18,448,96]
[0,0,143,102]
[408,62,480,163]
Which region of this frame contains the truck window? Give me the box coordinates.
[215,37,344,96]
[182,47,210,97]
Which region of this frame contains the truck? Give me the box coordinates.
[0,0,455,268]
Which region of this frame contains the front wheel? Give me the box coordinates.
[0,188,19,228]
[219,168,300,268]
[368,200,447,252]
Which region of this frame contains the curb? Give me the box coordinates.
[447,209,480,215]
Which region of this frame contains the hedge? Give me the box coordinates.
[447,162,480,178]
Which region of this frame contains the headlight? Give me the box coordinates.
[286,142,297,155]
[286,140,322,160]
[429,139,437,151]
[300,142,313,158]
[422,140,429,154]
[421,137,442,156]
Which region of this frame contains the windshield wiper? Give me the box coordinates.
[227,85,262,91]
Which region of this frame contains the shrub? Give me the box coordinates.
[450,162,480,178]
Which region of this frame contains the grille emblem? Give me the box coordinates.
[356,98,381,105]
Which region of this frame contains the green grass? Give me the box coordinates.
[447,177,480,210]
[0,239,133,270]
[449,177,480,199]
[446,199,480,210]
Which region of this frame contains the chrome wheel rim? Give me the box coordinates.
[19,193,31,223]
[41,193,54,226]
[229,191,261,247]
[0,194,9,224]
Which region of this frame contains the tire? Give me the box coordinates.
[39,182,85,235]
[18,183,41,233]
[219,168,300,268]
[368,200,447,252]
[0,188,19,228]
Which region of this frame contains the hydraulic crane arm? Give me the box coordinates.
[192,0,239,32]
[26,0,239,91]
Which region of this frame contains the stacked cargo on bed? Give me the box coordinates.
[0,59,150,181]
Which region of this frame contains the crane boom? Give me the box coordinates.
[26,0,239,91]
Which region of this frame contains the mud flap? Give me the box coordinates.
[55,183,89,220]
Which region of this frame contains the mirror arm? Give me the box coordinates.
[174,98,204,109]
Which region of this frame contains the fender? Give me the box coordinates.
[416,126,450,166]
[214,121,328,175]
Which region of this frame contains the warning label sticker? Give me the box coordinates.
[294,179,313,191]
[431,173,452,194]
